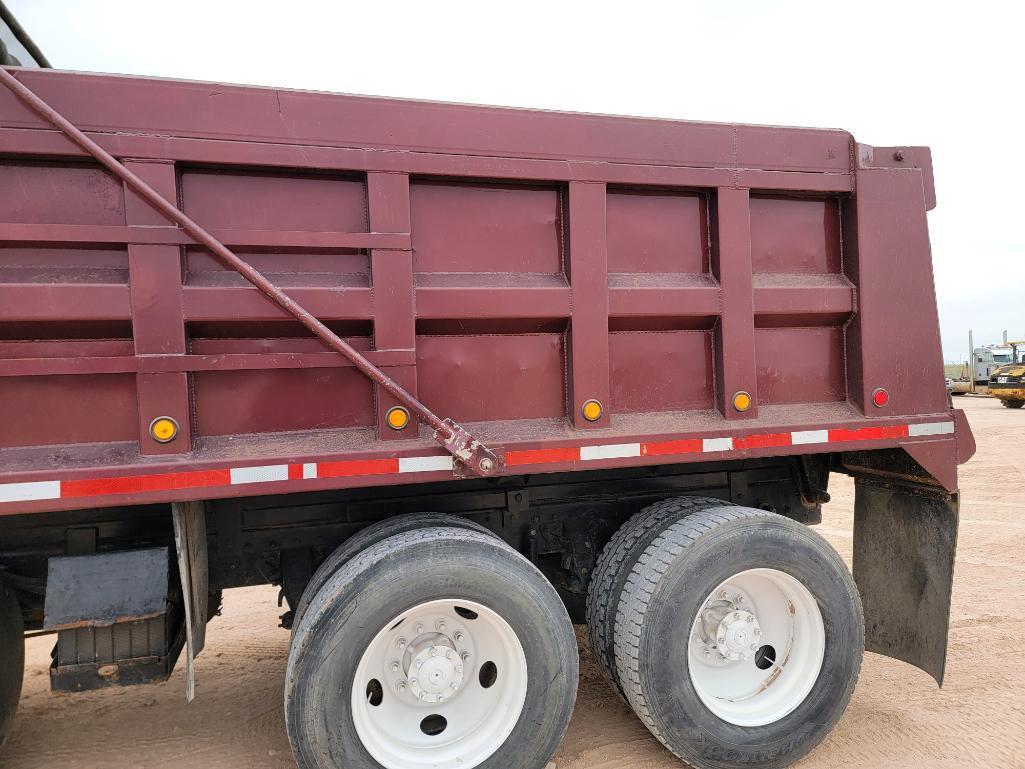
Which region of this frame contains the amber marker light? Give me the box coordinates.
[581,399,604,422]
[385,406,411,430]
[732,391,753,412]
[871,388,890,408]
[148,416,180,443]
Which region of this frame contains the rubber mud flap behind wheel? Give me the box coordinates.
[290,512,494,635]
[285,527,577,769]
[0,584,24,746]
[613,506,864,769]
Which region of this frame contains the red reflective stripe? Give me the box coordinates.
[316,458,400,478]
[828,425,909,442]
[62,468,231,498]
[506,447,580,466]
[734,432,792,450]
[287,463,304,481]
[641,438,703,456]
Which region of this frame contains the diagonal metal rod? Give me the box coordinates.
[0,66,501,476]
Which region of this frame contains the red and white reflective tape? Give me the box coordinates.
[0,420,954,505]
[506,420,953,466]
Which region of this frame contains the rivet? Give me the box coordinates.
[479,457,494,473]
[894,150,905,162]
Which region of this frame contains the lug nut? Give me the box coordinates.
[397,637,407,648]
[429,647,438,657]
[454,631,465,642]
[461,651,470,661]
[391,661,400,672]
[436,619,446,631]
[416,624,425,634]
[415,659,423,668]
[396,680,406,691]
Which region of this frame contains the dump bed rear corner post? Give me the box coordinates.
[566,182,610,429]
[713,187,758,420]
[124,159,192,455]
[366,172,417,441]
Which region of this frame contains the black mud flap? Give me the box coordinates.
[848,451,958,686]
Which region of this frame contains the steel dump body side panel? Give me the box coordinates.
[0,68,960,514]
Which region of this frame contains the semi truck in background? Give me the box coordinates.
[0,33,975,769]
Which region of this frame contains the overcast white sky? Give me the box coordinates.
[9,0,1023,362]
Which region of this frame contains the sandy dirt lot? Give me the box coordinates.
[4,395,1024,769]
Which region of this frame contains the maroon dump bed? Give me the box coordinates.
[0,68,971,514]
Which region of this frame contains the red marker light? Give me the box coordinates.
[871,388,889,408]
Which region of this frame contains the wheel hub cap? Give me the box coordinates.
[715,609,761,661]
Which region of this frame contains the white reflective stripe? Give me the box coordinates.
[792,430,829,445]
[398,455,454,473]
[229,465,289,484]
[580,443,641,460]
[0,480,61,503]
[302,463,318,479]
[702,437,733,452]
[908,421,955,437]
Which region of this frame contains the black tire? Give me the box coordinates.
[291,512,494,634]
[1001,399,1024,409]
[286,527,578,769]
[585,495,730,699]
[0,584,24,746]
[614,506,864,769]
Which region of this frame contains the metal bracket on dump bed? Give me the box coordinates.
[0,66,502,478]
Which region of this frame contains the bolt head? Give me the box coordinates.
[479,457,494,473]
[437,694,445,703]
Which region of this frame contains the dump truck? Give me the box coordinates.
[0,63,976,769]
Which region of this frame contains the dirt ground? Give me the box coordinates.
[4,395,1024,769]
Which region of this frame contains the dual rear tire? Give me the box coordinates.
[286,524,577,769]
[286,501,864,769]
[589,500,864,769]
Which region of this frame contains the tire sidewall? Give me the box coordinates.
[287,531,577,769]
[638,514,862,768]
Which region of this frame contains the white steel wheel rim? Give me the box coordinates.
[351,598,528,769]
[687,568,825,727]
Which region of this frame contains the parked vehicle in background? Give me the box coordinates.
[0,61,975,769]
[988,340,1025,409]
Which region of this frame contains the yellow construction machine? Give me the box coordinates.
[988,340,1025,408]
